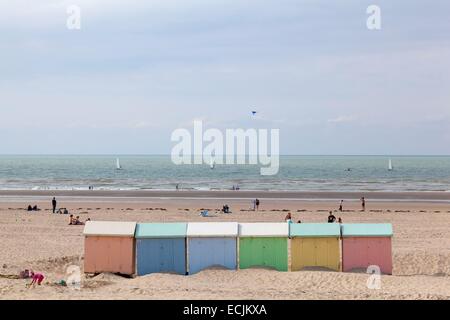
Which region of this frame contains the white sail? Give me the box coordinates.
[388,158,393,171]
[116,158,122,170]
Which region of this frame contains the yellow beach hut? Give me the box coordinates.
[290,223,341,272]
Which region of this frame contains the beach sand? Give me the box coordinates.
[0,191,449,300]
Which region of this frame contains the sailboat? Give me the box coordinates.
[388,158,393,171]
[116,158,123,170]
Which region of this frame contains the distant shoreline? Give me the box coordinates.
[1,190,450,202]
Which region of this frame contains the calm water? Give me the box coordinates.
[0,155,449,192]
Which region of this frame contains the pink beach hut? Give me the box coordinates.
[341,223,393,275]
[83,221,137,275]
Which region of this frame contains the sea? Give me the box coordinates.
[0,155,449,192]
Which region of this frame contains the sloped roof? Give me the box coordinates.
[239,223,289,237]
[135,223,187,238]
[341,223,393,237]
[290,223,341,237]
[83,221,136,237]
[187,222,238,237]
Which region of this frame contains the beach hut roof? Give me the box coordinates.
[341,223,393,237]
[135,223,187,239]
[290,223,341,237]
[83,221,136,237]
[187,222,238,237]
[239,223,289,237]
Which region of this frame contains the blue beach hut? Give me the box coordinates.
[186,222,238,275]
[135,223,187,276]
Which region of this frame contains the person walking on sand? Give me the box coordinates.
[52,197,57,213]
[361,197,366,211]
[339,200,343,212]
[255,199,260,211]
[285,212,292,223]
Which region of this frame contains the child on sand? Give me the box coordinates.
[29,272,44,287]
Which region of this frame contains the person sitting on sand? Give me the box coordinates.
[32,205,39,211]
[74,216,84,225]
[68,214,75,225]
[19,269,33,279]
[328,211,336,223]
[338,217,342,223]
[200,210,209,217]
[222,205,230,214]
[297,220,302,223]
[29,272,44,287]
[27,205,33,211]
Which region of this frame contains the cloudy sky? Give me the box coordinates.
[1,0,449,154]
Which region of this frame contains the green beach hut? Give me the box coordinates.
[238,223,289,271]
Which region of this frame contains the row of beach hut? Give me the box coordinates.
[83,222,393,276]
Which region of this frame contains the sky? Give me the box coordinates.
[0,0,449,155]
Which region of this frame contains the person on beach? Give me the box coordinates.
[328,211,336,223]
[297,220,302,223]
[27,205,33,211]
[285,212,292,223]
[52,197,57,213]
[252,199,256,211]
[74,216,84,225]
[255,199,260,211]
[68,214,75,225]
[361,197,366,211]
[338,217,342,223]
[29,272,44,287]
[222,205,230,214]
[339,200,343,212]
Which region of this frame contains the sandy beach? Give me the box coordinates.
[1,191,449,300]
